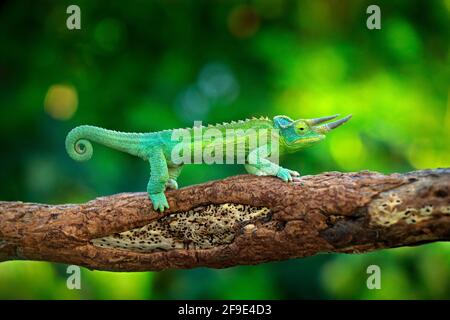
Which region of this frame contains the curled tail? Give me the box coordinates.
[65,125,145,161]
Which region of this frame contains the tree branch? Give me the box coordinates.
[1,169,449,271]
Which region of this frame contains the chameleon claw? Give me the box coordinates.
[276,168,301,182]
[289,170,300,177]
[150,193,169,212]
[166,179,178,190]
[276,168,293,182]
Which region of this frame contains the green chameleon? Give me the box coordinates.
[66,114,351,212]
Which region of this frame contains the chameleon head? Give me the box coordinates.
[273,114,352,152]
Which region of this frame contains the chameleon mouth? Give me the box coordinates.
[91,203,272,251]
[288,135,324,146]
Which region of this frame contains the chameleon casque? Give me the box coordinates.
[66,114,351,212]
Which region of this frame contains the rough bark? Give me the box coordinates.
[0,169,449,272]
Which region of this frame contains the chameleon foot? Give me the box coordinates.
[276,168,300,182]
[149,192,169,212]
[165,179,178,190]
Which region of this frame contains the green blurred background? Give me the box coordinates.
[0,0,449,299]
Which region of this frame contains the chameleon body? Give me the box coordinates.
[66,114,351,212]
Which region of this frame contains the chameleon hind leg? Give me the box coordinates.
[146,147,170,212]
[166,165,183,190]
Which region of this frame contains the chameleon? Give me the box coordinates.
[66,114,351,212]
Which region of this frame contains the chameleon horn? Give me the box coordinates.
[314,115,352,133]
[306,114,339,125]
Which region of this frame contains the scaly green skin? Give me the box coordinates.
[66,114,351,212]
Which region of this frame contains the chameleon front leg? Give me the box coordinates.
[147,147,170,212]
[166,165,183,190]
[245,145,300,182]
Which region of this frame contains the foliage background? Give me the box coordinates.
[0,0,449,299]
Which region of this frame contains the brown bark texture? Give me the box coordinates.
[0,169,449,272]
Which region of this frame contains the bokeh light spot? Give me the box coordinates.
[228,5,260,39]
[407,142,449,169]
[44,84,78,120]
[384,19,422,61]
[197,62,239,104]
[175,85,210,122]
[329,131,366,171]
[94,18,125,52]
[444,0,450,12]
